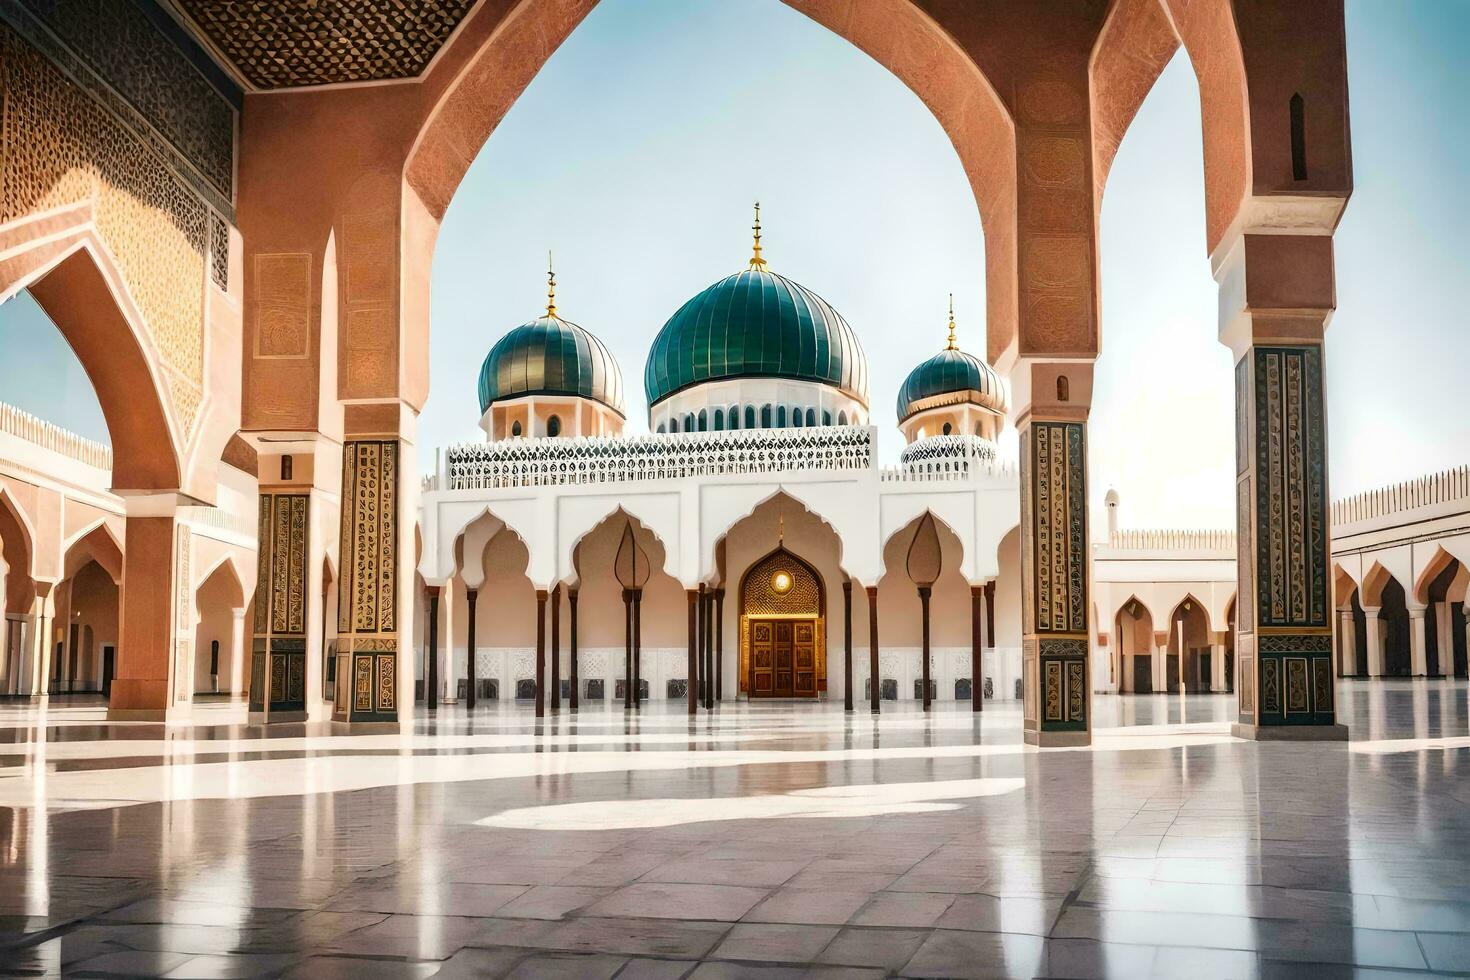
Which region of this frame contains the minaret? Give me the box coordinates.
[749,201,768,271]
[1105,487,1120,539]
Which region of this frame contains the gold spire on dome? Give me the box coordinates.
[945,293,958,350]
[749,201,768,271]
[546,250,558,317]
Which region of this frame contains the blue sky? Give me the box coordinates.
[0,0,1463,530]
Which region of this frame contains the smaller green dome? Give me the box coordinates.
[477,314,624,417]
[896,346,1006,422]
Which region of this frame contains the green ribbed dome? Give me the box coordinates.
[897,347,1006,421]
[477,314,624,417]
[644,269,868,409]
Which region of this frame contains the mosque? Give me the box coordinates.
[419,208,1019,715]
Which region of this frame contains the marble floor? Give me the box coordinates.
[2,682,1470,978]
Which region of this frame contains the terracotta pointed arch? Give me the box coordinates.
[1414,546,1461,606]
[0,486,36,615]
[18,243,181,492]
[62,522,124,585]
[1361,561,1401,609]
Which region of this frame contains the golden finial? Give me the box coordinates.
[749,201,768,271]
[945,293,958,350]
[546,250,557,318]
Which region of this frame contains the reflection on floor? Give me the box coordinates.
[1,682,1468,978]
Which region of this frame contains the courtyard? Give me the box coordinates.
[3,683,1470,977]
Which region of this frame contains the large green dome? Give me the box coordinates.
[644,268,869,410]
[477,314,625,417]
[897,347,1006,421]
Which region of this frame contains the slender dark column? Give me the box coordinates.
[984,580,996,648]
[535,589,547,719]
[696,584,705,705]
[686,589,699,715]
[623,588,633,710]
[843,581,853,711]
[970,585,983,712]
[466,588,478,710]
[867,585,880,713]
[632,587,643,708]
[550,584,561,713]
[715,589,725,703]
[569,588,579,711]
[426,587,440,711]
[705,587,717,708]
[919,585,932,711]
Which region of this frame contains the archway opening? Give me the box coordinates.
[1165,595,1211,694]
[876,511,971,704]
[714,492,847,703]
[193,559,247,700]
[566,510,684,703]
[1115,597,1156,695]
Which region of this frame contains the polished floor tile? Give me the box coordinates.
[1,681,1469,976]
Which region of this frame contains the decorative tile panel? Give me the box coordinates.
[1028,421,1087,634]
[0,24,211,436]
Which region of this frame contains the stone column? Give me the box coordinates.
[1152,632,1169,694]
[1408,606,1428,676]
[108,497,190,722]
[970,585,983,712]
[1433,601,1451,677]
[229,609,247,698]
[534,589,546,719]
[843,582,854,712]
[1361,607,1384,676]
[333,439,406,725]
[252,492,312,723]
[1337,609,1356,677]
[425,587,440,711]
[465,588,478,710]
[1013,363,1092,746]
[686,589,698,716]
[24,588,53,698]
[1211,631,1229,692]
[866,585,880,713]
[1221,235,1344,739]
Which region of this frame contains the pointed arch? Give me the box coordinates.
[1361,561,1400,609]
[0,485,37,615]
[62,521,124,584]
[1414,546,1460,606]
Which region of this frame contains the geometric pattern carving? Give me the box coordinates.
[1252,346,1328,629]
[339,440,398,635]
[3,1,236,203]
[209,211,229,291]
[175,0,477,89]
[254,254,312,358]
[259,494,309,636]
[1027,422,1087,634]
[0,26,210,436]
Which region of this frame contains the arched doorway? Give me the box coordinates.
[1378,577,1411,677]
[1166,595,1211,693]
[1115,597,1155,694]
[0,488,37,696]
[740,545,824,699]
[193,559,247,699]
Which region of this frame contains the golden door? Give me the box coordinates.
[750,619,818,698]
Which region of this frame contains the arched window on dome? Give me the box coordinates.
[511,420,523,437]
[746,406,757,429]
[548,415,562,438]
[761,404,773,428]
[686,413,696,432]
[942,422,952,436]
[670,417,678,433]
[729,404,739,429]
[805,408,816,427]
[822,410,831,426]
[838,411,848,426]
[792,408,803,428]
[698,409,708,432]
[777,405,787,427]
[713,408,724,431]
[657,423,666,434]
